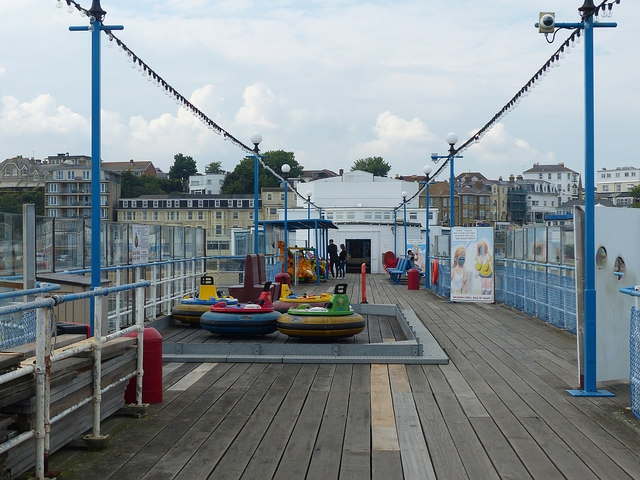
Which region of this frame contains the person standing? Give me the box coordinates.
[338,244,347,278]
[328,239,338,278]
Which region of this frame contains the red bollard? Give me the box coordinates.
[361,263,368,303]
[124,327,163,404]
[407,268,420,290]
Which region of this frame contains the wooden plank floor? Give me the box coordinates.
[39,274,640,480]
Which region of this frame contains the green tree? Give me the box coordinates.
[630,185,640,208]
[0,189,44,215]
[221,150,303,194]
[121,171,182,197]
[205,161,223,174]
[351,156,391,177]
[169,153,197,191]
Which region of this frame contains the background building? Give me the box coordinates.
[44,154,121,220]
[523,162,579,205]
[189,173,226,195]
[0,156,50,191]
[596,166,640,194]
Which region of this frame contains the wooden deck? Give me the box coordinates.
[39,274,640,479]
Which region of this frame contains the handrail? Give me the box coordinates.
[496,258,575,271]
[0,281,150,316]
[0,283,61,300]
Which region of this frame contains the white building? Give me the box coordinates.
[284,170,438,274]
[189,173,226,195]
[522,162,580,205]
[596,166,640,194]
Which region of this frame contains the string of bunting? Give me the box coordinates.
[54,0,619,214]
[53,0,314,205]
[394,0,620,212]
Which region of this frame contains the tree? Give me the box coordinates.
[121,171,182,197]
[630,185,640,208]
[351,156,391,177]
[221,150,303,194]
[204,161,223,174]
[169,153,197,191]
[0,189,44,215]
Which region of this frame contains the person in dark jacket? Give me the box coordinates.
[338,244,347,278]
[328,239,339,278]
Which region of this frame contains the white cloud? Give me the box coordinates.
[0,66,5,77]
[352,111,435,158]
[234,83,282,130]
[0,94,88,136]
[464,123,556,177]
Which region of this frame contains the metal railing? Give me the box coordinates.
[620,285,640,421]
[0,281,149,480]
[428,256,577,333]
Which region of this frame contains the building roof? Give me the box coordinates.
[558,198,616,209]
[102,161,155,172]
[523,162,577,174]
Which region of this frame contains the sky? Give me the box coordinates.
[0,0,638,184]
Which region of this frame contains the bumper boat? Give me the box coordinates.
[172,275,238,324]
[277,284,365,338]
[272,283,332,313]
[200,282,280,335]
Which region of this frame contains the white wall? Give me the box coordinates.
[594,206,640,381]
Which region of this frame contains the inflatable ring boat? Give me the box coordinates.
[200,282,279,335]
[277,284,365,338]
[272,283,332,313]
[172,274,237,324]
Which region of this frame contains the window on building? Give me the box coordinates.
[616,184,621,192]
[364,212,373,220]
[374,212,382,220]
[233,212,239,220]
[100,183,108,193]
[188,211,193,220]
[557,173,562,179]
[198,200,203,207]
[280,193,285,201]
[215,225,222,235]
[215,200,220,207]
[267,193,272,201]
[198,211,203,220]
[249,200,254,208]
[409,212,417,220]
[154,212,159,221]
[142,212,147,220]
[216,211,222,219]
[603,185,609,192]
[55,171,63,180]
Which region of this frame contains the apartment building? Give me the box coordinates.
[44,154,121,220]
[522,162,579,205]
[0,157,51,191]
[597,166,640,194]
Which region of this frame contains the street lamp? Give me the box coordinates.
[250,133,262,254]
[402,191,408,257]
[306,190,312,247]
[69,0,123,338]
[422,165,432,288]
[431,132,462,229]
[536,1,616,397]
[282,163,291,272]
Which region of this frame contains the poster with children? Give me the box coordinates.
[450,227,494,303]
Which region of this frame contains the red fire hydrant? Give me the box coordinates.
[124,327,163,404]
[407,268,420,290]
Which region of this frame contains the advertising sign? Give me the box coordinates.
[131,224,150,265]
[450,227,494,303]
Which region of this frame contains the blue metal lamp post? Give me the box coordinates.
[250,133,263,254]
[70,0,123,336]
[281,164,291,272]
[431,133,462,231]
[536,1,616,397]
[393,208,397,258]
[422,165,432,288]
[402,192,408,256]
[306,191,312,247]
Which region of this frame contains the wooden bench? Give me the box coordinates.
[228,254,276,302]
